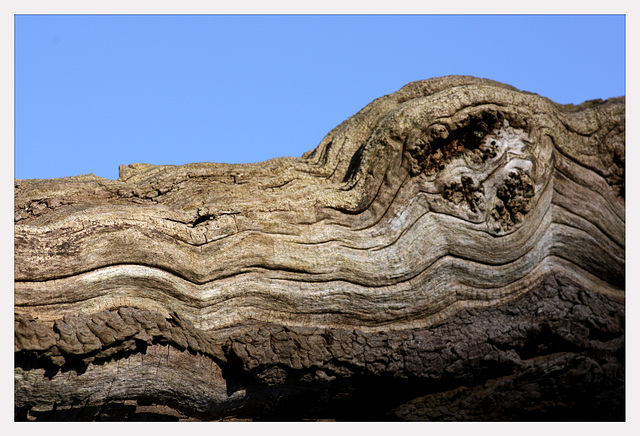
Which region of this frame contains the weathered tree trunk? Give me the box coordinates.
[14,76,625,421]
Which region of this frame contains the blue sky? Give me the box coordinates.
[14,14,625,180]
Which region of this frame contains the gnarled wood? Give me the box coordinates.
[15,76,624,421]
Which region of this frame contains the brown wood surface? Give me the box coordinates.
[14,76,625,421]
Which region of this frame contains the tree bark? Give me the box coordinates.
[14,76,625,421]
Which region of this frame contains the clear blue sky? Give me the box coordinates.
[14,14,625,180]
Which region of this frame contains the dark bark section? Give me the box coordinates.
[15,308,226,369]
[15,272,624,421]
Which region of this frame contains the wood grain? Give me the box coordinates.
[15,76,624,421]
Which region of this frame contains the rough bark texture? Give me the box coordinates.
[14,76,625,421]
